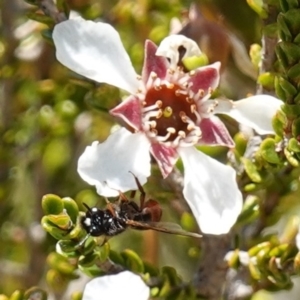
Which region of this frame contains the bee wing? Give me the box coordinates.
[126,220,202,238]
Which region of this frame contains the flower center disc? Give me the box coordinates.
[143,84,198,142]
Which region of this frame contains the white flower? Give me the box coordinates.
[53,17,282,235]
[82,271,150,300]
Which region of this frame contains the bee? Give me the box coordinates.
[80,173,201,243]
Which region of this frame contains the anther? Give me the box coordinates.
[187,123,195,131]
[142,103,160,113]
[198,89,205,97]
[168,69,175,75]
[178,131,186,138]
[167,83,174,89]
[189,70,195,76]
[149,121,157,128]
[167,127,176,134]
[150,72,158,79]
[150,128,158,136]
[191,104,197,113]
[156,110,163,119]
[156,100,163,108]
[143,110,161,120]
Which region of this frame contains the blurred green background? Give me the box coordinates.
[1,0,283,298]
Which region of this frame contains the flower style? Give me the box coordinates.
[82,271,150,300]
[53,18,282,234]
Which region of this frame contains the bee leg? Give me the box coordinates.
[99,236,109,247]
[129,171,145,209]
[106,202,117,217]
[76,233,90,249]
[118,191,129,204]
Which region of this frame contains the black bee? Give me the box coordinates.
[81,173,202,242]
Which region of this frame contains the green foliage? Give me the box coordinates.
[3,0,300,299]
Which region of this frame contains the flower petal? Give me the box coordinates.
[211,95,282,134]
[142,40,168,83]
[53,18,140,94]
[156,34,201,68]
[198,116,235,147]
[78,128,151,197]
[150,143,179,178]
[82,271,150,300]
[110,95,142,131]
[179,146,243,235]
[190,62,220,100]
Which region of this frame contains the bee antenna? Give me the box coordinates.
[83,202,91,212]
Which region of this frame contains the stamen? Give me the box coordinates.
[191,104,197,113]
[156,131,173,142]
[179,138,199,147]
[168,69,175,75]
[187,123,195,131]
[148,121,157,128]
[207,100,219,113]
[191,107,201,123]
[156,100,163,108]
[167,83,174,89]
[178,131,186,138]
[171,133,185,147]
[143,110,161,120]
[167,127,176,134]
[149,128,158,136]
[156,110,163,119]
[189,70,195,76]
[150,72,157,79]
[142,101,161,112]
[175,89,188,96]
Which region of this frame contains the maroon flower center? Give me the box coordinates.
[142,84,200,143]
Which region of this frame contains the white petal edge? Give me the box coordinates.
[82,271,150,300]
[156,34,201,68]
[179,146,243,235]
[211,95,282,135]
[53,17,140,94]
[78,128,151,197]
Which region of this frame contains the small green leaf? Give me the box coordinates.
[260,138,281,164]
[9,291,23,300]
[284,147,299,167]
[26,12,55,25]
[288,138,300,152]
[161,266,180,286]
[247,0,268,17]
[237,195,260,224]
[78,252,99,268]
[47,252,77,275]
[42,194,64,215]
[121,249,144,273]
[62,197,79,223]
[249,242,271,257]
[182,54,209,70]
[240,157,262,182]
[257,72,275,90]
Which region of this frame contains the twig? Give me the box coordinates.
[37,0,67,23]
